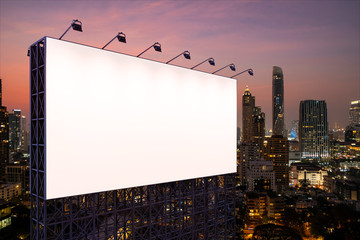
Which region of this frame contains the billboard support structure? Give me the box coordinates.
[30,37,236,239]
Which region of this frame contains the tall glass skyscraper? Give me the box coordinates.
[272,66,285,136]
[299,100,329,160]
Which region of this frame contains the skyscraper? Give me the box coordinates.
[9,109,21,153]
[299,100,329,160]
[272,66,285,136]
[242,86,255,143]
[264,135,289,192]
[349,100,360,125]
[0,79,9,182]
[252,107,265,157]
[238,142,260,186]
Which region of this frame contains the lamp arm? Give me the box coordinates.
[102,35,118,49]
[212,64,230,74]
[166,52,184,64]
[231,68,253,78]
[191,58,209,69]
[137,45,154,57]
[59,25,72,40]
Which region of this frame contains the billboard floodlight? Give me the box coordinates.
[231,68,254,78]
[191,58,215,69]
[166,51,191,64]
[137,42,162,57]
[212,63,236,74]
[102,32,127,49]
[59,19,82,40]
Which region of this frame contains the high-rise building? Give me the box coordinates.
[237,142,260,186]
[264,135,289,192]
[237,127,241,146]
[242,86,255,143]
[20,116,29,152]
[252,107,265,157]
[349,100,360,125]
[246,159,275,191]
[345,124,360,142]
[289,120,299,140]
[0,79,9,183]
[9,109,21,153]
[299,100,329,160]
[272,66,285,136]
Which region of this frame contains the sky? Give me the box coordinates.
[0,0,359,131]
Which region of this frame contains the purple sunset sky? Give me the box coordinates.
[0,0,359,131]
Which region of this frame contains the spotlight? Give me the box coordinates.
[102,32,127,49]
[138,42,162,57]
[191,57,215,69]
[71,20,82,32]
[117,32,126,43]
[59,19,83,40]
[166,51,191,64]
[153,42,162,52]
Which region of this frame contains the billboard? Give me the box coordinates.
[45,37,236,199]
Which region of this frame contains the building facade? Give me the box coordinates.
[9,109,21,153]
[289,163,327,188]
[264,135,289,192]
[252,108,265,157]
[242,86,255,143]
[345,124,360,143]
[349,100,360,125]
[0,183,21,201]
[272,66,285,136]
[246,159,275,191]
[0,79,9,183]
[238,142,261,186]
[299,100,329,160]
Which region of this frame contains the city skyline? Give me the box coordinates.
[0,0,359,130]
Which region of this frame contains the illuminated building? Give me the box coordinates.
[289,163,327,188]
[0,201,12,230]
[252,107,265,157]
[299,100,329,160]
[242,86,255,143]
[246,159,275,191]
[20,116,29,152]
[245,192,267,228]
[272,66,285,136]
[345,124,360,143]
[0,183,21,201]
[238,142,260,186]
[8,109,21,153]
[266,194,284,222]
[6,163,29,193]
[245,192,284,227]
[0,79,9,183]
[264,135,289,192]
[349,100,360,125]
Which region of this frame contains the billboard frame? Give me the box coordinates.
[30,37,236,239]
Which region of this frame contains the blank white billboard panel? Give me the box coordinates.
[45,37,236,200]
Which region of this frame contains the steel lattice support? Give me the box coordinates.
[30,38,236,240]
